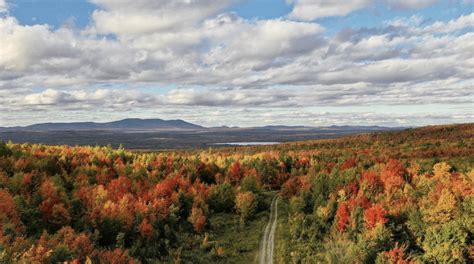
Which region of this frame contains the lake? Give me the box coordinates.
[212,142,281,146]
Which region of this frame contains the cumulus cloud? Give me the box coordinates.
[88,0,234,36]
[0,17,79,71]
[24,89,75,105]
[201,15,325,73]
[1,5,471,89]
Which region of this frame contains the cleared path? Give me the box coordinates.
[259,196,279,264]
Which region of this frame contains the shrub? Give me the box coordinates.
[188,207,206,233]
[208,183,236,213]
[0,142,12,157]
[240,175,260,194]
[422,221,468,263]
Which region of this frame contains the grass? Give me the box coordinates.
[172,191,277,264]
[275,198,289,263]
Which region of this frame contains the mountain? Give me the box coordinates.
[0,119,403,133]
[0,119,408,149]
[103,118,204,130]
[0,119,401,132]
[1,118,205,131]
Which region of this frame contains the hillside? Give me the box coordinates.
[0,123,472,263]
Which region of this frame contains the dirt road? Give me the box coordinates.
[259,196,278,264]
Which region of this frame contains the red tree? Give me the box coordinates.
[228,161,242,184]
[364,204,387,229]
[380,159,407,190]
[336,202,350,232]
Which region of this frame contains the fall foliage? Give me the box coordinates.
[0,123,472,263]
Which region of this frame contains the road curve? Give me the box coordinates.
[259,196,279,264]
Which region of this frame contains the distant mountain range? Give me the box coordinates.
[0,118,398,132]
[0,118,406,149]
[0,118,205,131]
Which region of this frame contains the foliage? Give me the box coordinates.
[235,192,257,225]
[208,183,236,213]
[0,123,472,262]
[0,141,12,157]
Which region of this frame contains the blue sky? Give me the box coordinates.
[0,0,472,127]
[9,0,471,32]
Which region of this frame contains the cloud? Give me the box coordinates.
[88,0,234,36]
[1,83,472,127]
[164,88,293,107]
[5,76,472,112]
[1,5,471,89]
[385,0,438,9]
[4,88,156,113]
[0,0,7,13]
[0,17,78,71]
[288,0,372,20]
[201,15,325,73]
[287,0,441,20]
[0,1,472,127]
[3,86,472,127]
[316,58,460,84]
[24,89,75,105]
[424,13,474,33]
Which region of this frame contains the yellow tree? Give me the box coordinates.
[235,192,257,226]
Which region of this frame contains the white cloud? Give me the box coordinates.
[0,17,78,71]
[288,0,441,20]
[5,76,472,111]
[424,13,474,33]
[0,0,7,13]
[2,85,472,127]
[385,0,438,9]
[11,88,155,111]
[88,0,234,36]
[288,0,372,20]
[316,57,462,84]
[201,15,325,73]
[1,11,472,89]
[24,89,74,105]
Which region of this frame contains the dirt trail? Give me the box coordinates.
[259,196,278,264]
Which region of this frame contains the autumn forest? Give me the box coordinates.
[0,124,473,263]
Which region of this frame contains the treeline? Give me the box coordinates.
[0,123,472,263]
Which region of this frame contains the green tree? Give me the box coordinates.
[208,183,236,213]
[240,175,260,194]
[422,221,468,263]
[0,141,12,157]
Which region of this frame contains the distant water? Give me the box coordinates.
[212,142,281,146]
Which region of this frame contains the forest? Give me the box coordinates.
[0,123,472,263]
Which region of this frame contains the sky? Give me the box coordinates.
[0,0,473,127]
